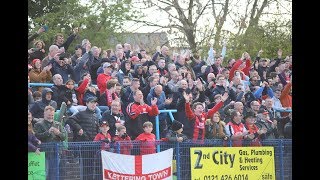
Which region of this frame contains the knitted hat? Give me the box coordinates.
[171,120,183,131]
[32,59,41,65]
[130,56,139,62]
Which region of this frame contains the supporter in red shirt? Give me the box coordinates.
[135,121,156,155]
[185,92,228,142]
[96,62,113,93]
[113,125,133,155]
[126,90,159,139]
[94,121,111,151]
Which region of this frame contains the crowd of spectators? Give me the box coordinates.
[28,26,292,154]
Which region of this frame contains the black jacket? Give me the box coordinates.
[101,110,125,138]
[66,108,99,141]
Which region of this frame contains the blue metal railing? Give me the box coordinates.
[35,139,292,180]
[29,83,98,88]
[155,109,177,152]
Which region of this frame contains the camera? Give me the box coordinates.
[121,133,128,139]
[32,48,40,51]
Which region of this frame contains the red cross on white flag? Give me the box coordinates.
[102,148,173,180]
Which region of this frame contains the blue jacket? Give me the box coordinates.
[147,87,174,123]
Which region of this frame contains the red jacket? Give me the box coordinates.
[113,135,133,155]
[280,82,292,116]
[226,121,247,147]
[97,73,112,93]
[229,59,251,81]
[244,122,262,146]
[76,78,89,105]
[126,102,159,139]
[135,133,156,155]
[280,82,292,108]
[93,132,111,150]
[185,101,224,141]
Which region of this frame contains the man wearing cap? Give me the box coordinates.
[97,62,113,93]
[243,111,267,146]
[66,96,100,179]
[66,96,100,141]
[255,49,283,82]
[255,109,278,139]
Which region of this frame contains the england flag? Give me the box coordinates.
[101,148,173,180]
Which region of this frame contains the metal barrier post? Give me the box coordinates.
[55,143,60,180]
[168,112,175,122]
[155,115,161,152]
[155,110,177,152]
[116,142,120,154]
[279,140,284,180]
[175,142,181,179]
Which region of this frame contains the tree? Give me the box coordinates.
[131,0,214,53]
[28,0,66,21]
[129,0,291,59]
[28,0,136,53]
[225,18,291,61]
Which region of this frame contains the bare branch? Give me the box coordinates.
[188,0,194,23]
[212,0,217,19]
[227,12,239,28]
[142,1,180,22]
[249,0,258,21]
[172,0,188,25]
[261,12,291,16]
[249,0,269,27]
[196,28,215,50]
[132,19,183,30]
[157,0,173,7]
[194,0,211,25]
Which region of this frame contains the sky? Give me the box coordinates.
[125,0,292,46]
[80,0,291,47]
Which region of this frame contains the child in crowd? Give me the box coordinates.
[65,79,79,116]
[93,121,112,180]
[166,120,190,179]
[32,91,42,102]
[135,121,156,155]
[113,125,133,155]
[166,120,188,142]
[94,121,112,151]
